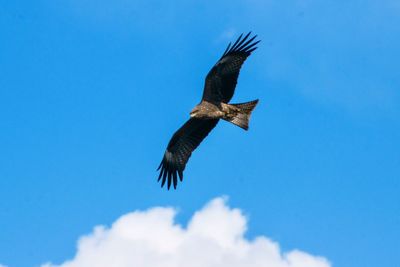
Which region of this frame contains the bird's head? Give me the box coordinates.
[190,106,200,118]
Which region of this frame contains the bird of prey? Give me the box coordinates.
[157,32,260,189]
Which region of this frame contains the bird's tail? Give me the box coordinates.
[223,99,259,130]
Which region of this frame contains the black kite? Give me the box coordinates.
[157,32,260,189]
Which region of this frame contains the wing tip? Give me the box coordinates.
[157,155,184,190]
[223,31,261,57]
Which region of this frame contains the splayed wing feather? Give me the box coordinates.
[237,35,257,51]
[229,33,243,51]
[222,42,232,57]
[230,32,251,51]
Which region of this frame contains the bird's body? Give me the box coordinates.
[191,100,259,129]
[157,32,260,189]
[190,101,225,119]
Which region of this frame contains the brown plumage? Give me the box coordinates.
[157,32,260,189]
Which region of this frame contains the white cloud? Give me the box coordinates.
[0,264,8,267]
[42,197,331,267]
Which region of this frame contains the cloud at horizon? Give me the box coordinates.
[42,197,330,267]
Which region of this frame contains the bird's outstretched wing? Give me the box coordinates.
[157,118,219,189]
[202,32,260,103]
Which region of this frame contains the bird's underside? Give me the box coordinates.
[157,32,260,189]
[191,100,259,129]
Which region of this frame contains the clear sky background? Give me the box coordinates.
[1,1,399,267]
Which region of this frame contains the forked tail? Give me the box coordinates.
[224,99,259,130]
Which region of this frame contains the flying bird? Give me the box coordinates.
[157,32,260,189]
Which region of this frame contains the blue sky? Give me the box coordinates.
[1,1,399,266]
